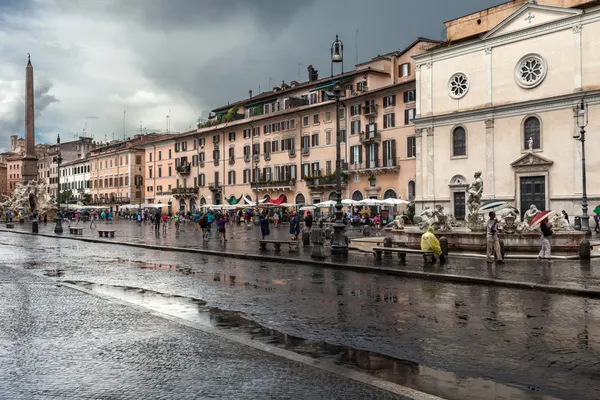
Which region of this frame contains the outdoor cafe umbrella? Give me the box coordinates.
[356,198,382,206]
[299,205,316,211]
[380,198,410,206]
[314,200,337,208]
[341,199,355,206]
[477,200,510,214]
[530,210,555,230]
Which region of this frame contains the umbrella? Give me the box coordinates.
[477,200,510,214]
[381,198,410,206]
[593,205,600,215]
[530,210,555,230]
[356,198,382,206]
[314,200,337,208]
[342,199,355,206]
[299,205,316,211]
[359,209,372,214]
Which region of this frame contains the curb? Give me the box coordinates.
[58,281,444,400]
[2,228,600,299]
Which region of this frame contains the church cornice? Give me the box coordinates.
[413,89,600,128]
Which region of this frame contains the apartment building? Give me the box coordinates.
[89,134,168,209]
[7,155,22,194]
[60,158,91,201]
[142,38,436,215]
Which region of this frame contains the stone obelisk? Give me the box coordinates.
[21,54,38,183]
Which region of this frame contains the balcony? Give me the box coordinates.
[305,174,348,189]
[301,147,310,157]
[229,156,235,165]
[176,163,191,175]
[288,149,296,158]
[156,191,172,196]
[363,104,378,117]
[209,182,222,192]
[344,158,401,175]
[172,186,198,198]
[359,130,381,144]
[251,179,296,191]
[264,152,271,161]
[199,160,205,167]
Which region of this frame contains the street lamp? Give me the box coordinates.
[330,34,348,255]
[53,134,63,234]
[574,98,591,237]
[253,153,259,214]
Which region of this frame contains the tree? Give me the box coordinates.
[59,190,73,204]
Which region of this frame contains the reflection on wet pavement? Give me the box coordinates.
[2,232,600,400]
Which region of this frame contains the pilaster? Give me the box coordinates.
[415,129,423,201]
[426,128,434,199]
[485,119,495,198]
[415,65,421,118]
[426,62,433,116]
[485,47,493,106]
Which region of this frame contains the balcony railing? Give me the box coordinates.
[199,160,205,167]
[288,149,296,158]
[156,191,172,196]
[264,152,271,161]
[359,130,381,143]
[305,174,348,188]
[209,182,221,191]
[363,104,378,116]
[89,197,131,205]
[344,158,401,173]
[176,163,191,174]
[301,147,310,156]
[172,187,198,197]
[251,179,297,190]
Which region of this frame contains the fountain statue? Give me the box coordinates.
[0,180,56,217]
[419,205,453,231]
[523,204,542,227]
[391,215,405,230]
[465,171,485,231]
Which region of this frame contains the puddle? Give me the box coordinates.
[66,281,561,400]
[43,269,65,277]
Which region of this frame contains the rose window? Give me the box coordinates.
[448,73,469,99]
[515,54,547,88]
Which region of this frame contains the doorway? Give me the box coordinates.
[519,176,545,217]
[453,192,466,220]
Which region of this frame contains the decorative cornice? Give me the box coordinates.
[426,127,434,136]
[485,119,494,129]
[572,24,582,34]
[484,47,493,55]
[414,89,600,128]
[415,128,423,138]
[415,65,422,72]
[425,62,432,69]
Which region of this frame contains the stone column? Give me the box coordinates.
[21,56,38,184]
[415,129,423,202]
[426,62,433,116]
[426,128,434,200]
[485,47,493,106]
[573,25,582,92]
[485,119,495,199]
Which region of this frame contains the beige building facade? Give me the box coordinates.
[413,0,600,219]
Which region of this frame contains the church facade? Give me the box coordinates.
[412,0,600,220]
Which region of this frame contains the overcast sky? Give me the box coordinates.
[0,0,503,148]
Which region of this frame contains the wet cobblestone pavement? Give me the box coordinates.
[1,230,599,400]
[4,220,600,291]
[0,265,405,400]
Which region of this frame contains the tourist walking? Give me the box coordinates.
[538,217,553,261]
[273,211,280,228]
[289,212,300,240]
[304,211,313,232]
[259,211,270,240]
[90,212,97,228]
[161,212,168,232]
[594,213,600,233]
[486,211,504,263]
[174,213,180,231]
[199,213,209,241]
[217,214,228,242]
[373,214,381,230]
[193,210,200,231]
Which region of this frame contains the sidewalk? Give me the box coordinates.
[0,265,410,400]
[3,220,600,295]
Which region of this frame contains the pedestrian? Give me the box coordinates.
[217,214,228,242]
[594,213,600,233]
[273,211,280,228]
[193,210,200,231]
[486,211,504,263]
[259,211,270,240]
[538,217,553,261]
[136,211,142,226]
[304,211,313,232]
[420,226,445,263]
[161,212,168,232]
[373,213,381,230]
[289,212,300,240]
[174,213,180,231]
[43,214,47,224]
[199,213,209,241]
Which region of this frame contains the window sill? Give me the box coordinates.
[450,155,468,160]
[521,148,543,154]
[313,122,320,126]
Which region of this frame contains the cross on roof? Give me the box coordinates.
[525,12,535,24]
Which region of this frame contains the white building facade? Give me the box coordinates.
[60,158,91,201]
[413,1,600,220]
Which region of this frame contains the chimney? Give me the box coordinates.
[307,65,319,82]
[249,90,253,99]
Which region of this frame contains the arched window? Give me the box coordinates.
[190,198,196,212]
[383,189,397,199]
[523,116,541,150]
[352,190,363,202]
[408,181,416,201]
[328,191,336,201]
[452,127,466,157]
[295,193,305,205]
[200,197,206,206]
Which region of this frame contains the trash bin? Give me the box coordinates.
[574,216,581,230]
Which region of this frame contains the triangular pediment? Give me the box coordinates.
[482,3,582,40]
[511,152,554,168]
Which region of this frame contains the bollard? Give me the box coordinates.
[302,231,311,246]
[579,239,591,260]
[31,220,38,234]
[311,228,326,259]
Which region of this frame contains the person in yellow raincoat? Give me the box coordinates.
[420,226,445,262]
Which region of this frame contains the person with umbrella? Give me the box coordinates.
[593,205,600,233]
[530,210,554,261]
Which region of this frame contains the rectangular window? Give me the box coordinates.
[228,147,235,160]
[302,116,309,127]
[243,169,250,184]
[149,153,153,162]
[400,63,410,77]
[158,151,162,160]
[340,129,347,143]
[383,95,396,108]
[158,166,162,178]
[243,129,251,139]
[199,174,205,187]
[404,108,416,125]
[168,149,172,159]
[313,114,319,125]
[182,141,187,151]
[271,122,280,133]
[350,145,362,165]
[148,167,153,179]
[403,90,416,103]
[229,132,236,141]
[311,133,319,147]
[302,136,310,153]
[326,160,332,175]
[338,107,345,120]
[310,93,318,104]
[168,166,172,176]
[383,113,395,129]
[264,124,271,135]
[199,152,205,162]
[350,120,361,135]
[311,162,320,177]
[383,139,396,167]
[302,163,310,178]
[271,140,279,152]
[325,111,331,122]
[407,136,416,158]
[200,138,205,147]
[325,130,332,145]
[253,127,260,137]
[350,104,361,116]
[193,139,197,150]
[213,149,220,165]
[228,171,236,185]
[174,143,180,152]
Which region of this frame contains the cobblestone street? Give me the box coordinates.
[1,229,599,400]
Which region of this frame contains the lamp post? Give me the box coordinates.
[53,134,63,234]
[574,98,591,237]
[253,153,259,215]
[330,34,348,255]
